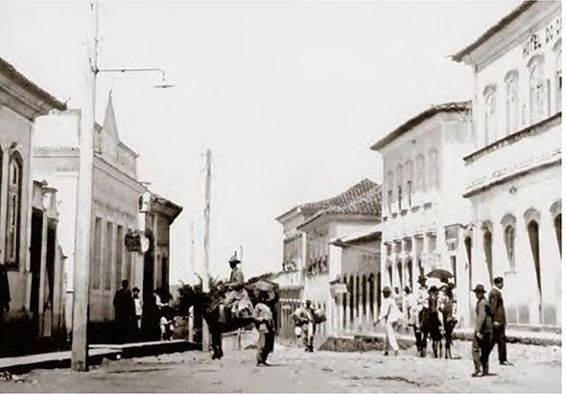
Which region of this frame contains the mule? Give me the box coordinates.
[176,280,279,360]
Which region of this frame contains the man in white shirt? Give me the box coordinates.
[374,286,401,356]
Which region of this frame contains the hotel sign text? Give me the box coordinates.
[523,16,561,59]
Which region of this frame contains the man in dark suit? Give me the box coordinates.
[471,284,494,377]
[489,277,513,366]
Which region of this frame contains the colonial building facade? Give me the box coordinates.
[0,56,67,352]
[371,102,473,326]
[274,179,381,345]
[453,1,562,327]
[33,93,182,340]
[331,230,381,334]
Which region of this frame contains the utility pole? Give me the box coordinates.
[202,150,212,352]
[239,245,243,261]
[72,0,98,372]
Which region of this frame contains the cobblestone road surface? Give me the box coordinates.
[1,340,560,392]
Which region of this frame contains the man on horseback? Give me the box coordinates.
[220,254,252,323]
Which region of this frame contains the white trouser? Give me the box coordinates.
[384,322,399,352]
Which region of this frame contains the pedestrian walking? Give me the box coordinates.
[113,279,135,343]
[132,287,143,331]
[393,287,403,311]
[471,284,494,377]
[489,277,513,366]
[254,291,275,366]
[374,286,402,356]
[292,300,316,352]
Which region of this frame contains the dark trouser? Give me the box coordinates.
[257,331,274,363]
[491,324,507,363]
[472,332,492,374]
[413,326,422,351]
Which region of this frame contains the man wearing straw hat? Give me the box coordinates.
[471,284,494,377]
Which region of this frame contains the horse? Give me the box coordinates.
[439,295,457,359]
[418,296,443,358]
[176,279,279,360]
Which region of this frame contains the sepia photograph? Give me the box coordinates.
[0,0,561,392]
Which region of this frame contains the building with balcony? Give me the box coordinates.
[452,0,561,328]
[274,179,381,344]
[370,102,474,326]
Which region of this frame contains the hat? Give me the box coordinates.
[382,286,391,294]
[472,284,486,293]
[229,255,241,264]
[429,285,438,293]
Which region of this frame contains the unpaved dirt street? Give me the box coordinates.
[1,341,560,393]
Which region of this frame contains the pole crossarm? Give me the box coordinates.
[96,67,167,81]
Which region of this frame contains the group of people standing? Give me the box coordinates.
[373,274,512,377]
[376,276,458,358]
[471,277,512,377]
[113,279,174,343]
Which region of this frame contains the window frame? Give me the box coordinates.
[5,152,23,268]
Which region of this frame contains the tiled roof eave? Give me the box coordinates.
[370,101,470,151]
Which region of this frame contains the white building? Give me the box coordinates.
[274,179,381,345]
[33,93,182,341]
[452,1,561,328]
[0,56,67,352]
[371,102,473,326]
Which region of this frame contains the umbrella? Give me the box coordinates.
[426,268,454,281]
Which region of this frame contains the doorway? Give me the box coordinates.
[30,209,43,319]
[527,220,542,322]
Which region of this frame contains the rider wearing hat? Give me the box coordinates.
[221,254,250,322]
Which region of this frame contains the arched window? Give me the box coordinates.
[482,223,493,284]
[555,214,561,257]
[465,236,472,289]
[368,273,375,320]
[528,55,546,124]
[555,43,561,113]
[484,85,497,144]
[6,153,23,267]
[501,214,517,271]
[551,201,562,257]
[505,71,519,134]
[361,275,367,318]
[396,164,403,211]
[416,154,426,193]
[428,149,438,190]
[405,160,414,207]
[504,225,516,271]
[386,170,394,214]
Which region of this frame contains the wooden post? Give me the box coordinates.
[202,150,211,352]
[71,0,98,372]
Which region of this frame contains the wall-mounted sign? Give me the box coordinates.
[125,230,142,252]
[523,16,561,59]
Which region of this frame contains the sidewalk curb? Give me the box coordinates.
[320,329,561,352]
[0,340,199,375]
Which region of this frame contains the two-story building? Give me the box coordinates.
[275,179,381,345]
[371,102,474,326]
[452,0,561,328]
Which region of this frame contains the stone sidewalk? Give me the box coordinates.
[0,339,199,374]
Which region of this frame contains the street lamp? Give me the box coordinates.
[71,0,173,372]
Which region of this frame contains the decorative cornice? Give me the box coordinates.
[464,113,561,164]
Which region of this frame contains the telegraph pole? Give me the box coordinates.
[72,0,98,372]
[202,150,212,352]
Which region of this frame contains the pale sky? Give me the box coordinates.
[0,0,520,284]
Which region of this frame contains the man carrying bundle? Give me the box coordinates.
[293,300,316,352]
